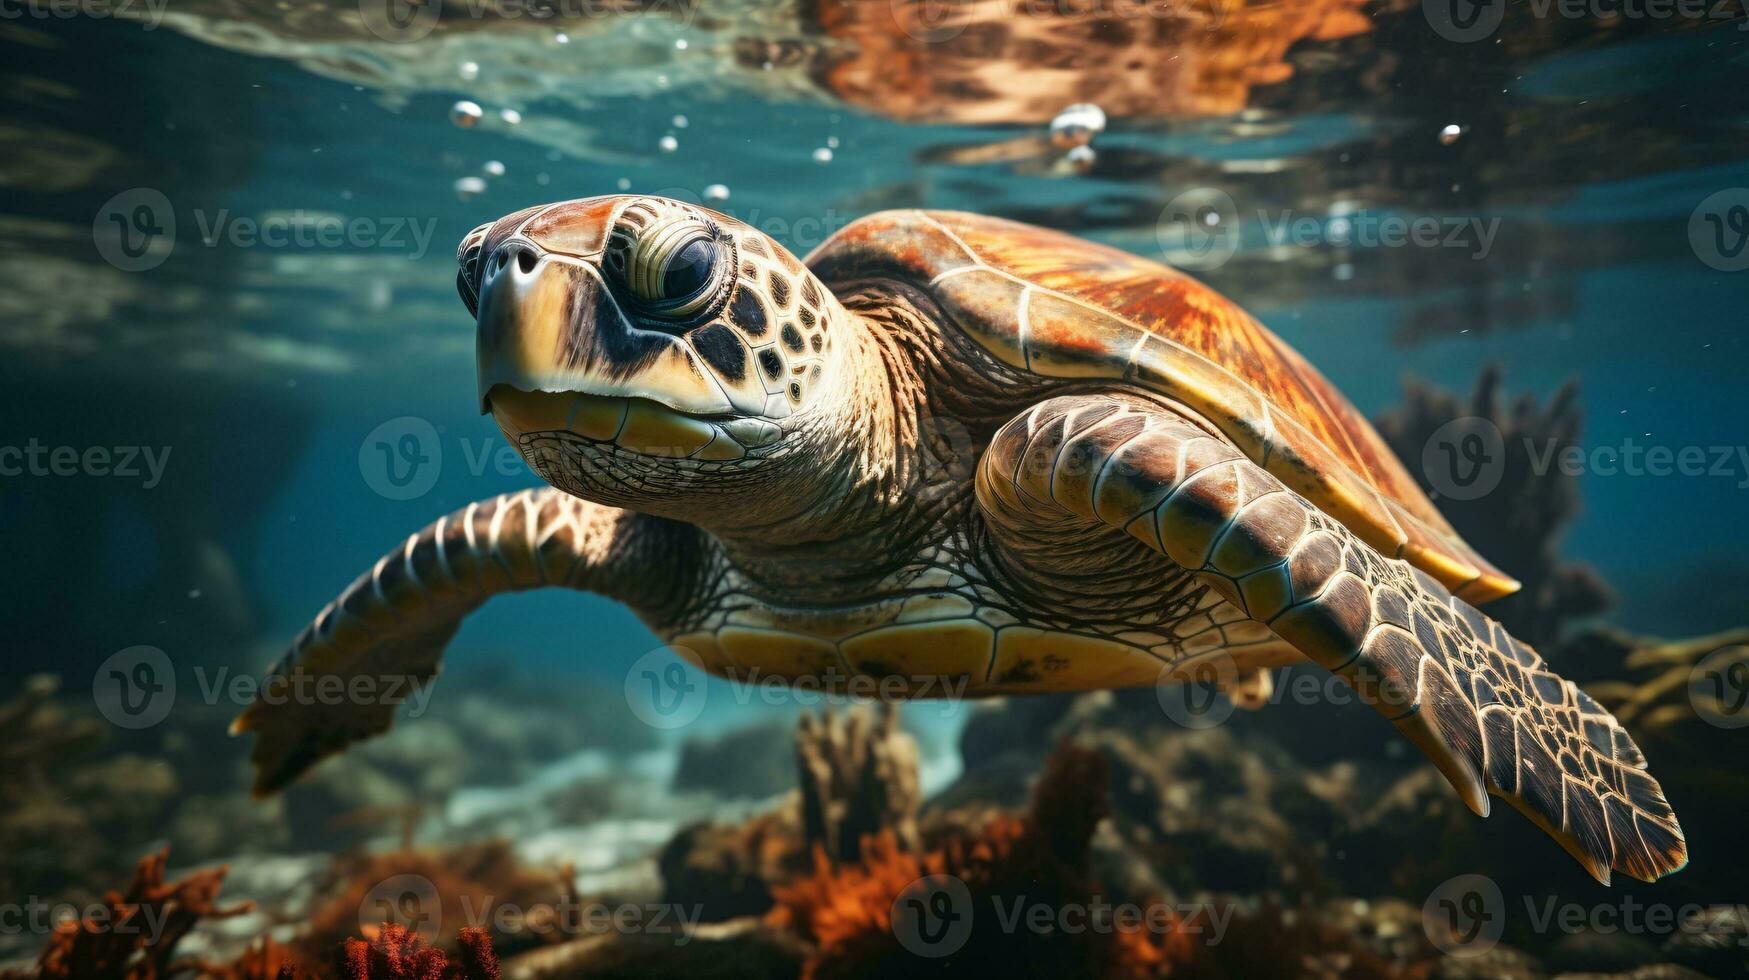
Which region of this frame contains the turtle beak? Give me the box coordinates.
[473,241,739,417]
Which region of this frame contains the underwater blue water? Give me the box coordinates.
[5,6,1748,731]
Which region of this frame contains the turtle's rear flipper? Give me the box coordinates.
[979,395,1687,884]
[232,489,678,796]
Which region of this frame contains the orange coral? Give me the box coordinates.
[31,849,252,980]
[294,841,560,973]
[770,743,1166,980]
[340,924,498,980]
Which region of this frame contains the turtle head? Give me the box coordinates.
[459,195,855,521]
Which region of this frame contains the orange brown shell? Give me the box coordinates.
[807,209,1517,603]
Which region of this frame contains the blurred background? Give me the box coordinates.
[2,1,1748,977]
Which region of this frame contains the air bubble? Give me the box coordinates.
[1439,123,1463,145]
[1050,103,1106,150]
[458,62,479,82]
[812,146,833,164]
[454,176,486,200]
[450,100,484,129]
[483,160,506,177]
[500,108,523,126]
[659,135,679,153]
[704,184,729,201]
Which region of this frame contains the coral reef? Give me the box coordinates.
[796,704,922,862]
[4,367,1744,979]
[3,850,252,980]
[0,676,180,914]
[770,744,1171,980]
[291,841,564,974]
[341,925,500,980]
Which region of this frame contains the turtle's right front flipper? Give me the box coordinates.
[980,395,1687,884]
[232,488,702,796]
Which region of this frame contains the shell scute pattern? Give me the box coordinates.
[807,209,1514,601]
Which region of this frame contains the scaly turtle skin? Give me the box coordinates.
[236,197,1686,886]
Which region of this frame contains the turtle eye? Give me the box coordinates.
[613,216,724,317]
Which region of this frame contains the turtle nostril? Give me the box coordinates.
[486,243,540,281]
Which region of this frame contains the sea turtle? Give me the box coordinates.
[235,196,1685,885]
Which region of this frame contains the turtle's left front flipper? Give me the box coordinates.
[979,394,1687,884]
[232,488,700,796]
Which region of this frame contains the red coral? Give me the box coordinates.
[770,743,1166,980]
[34,849,252,980]
[341,925,499,980]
